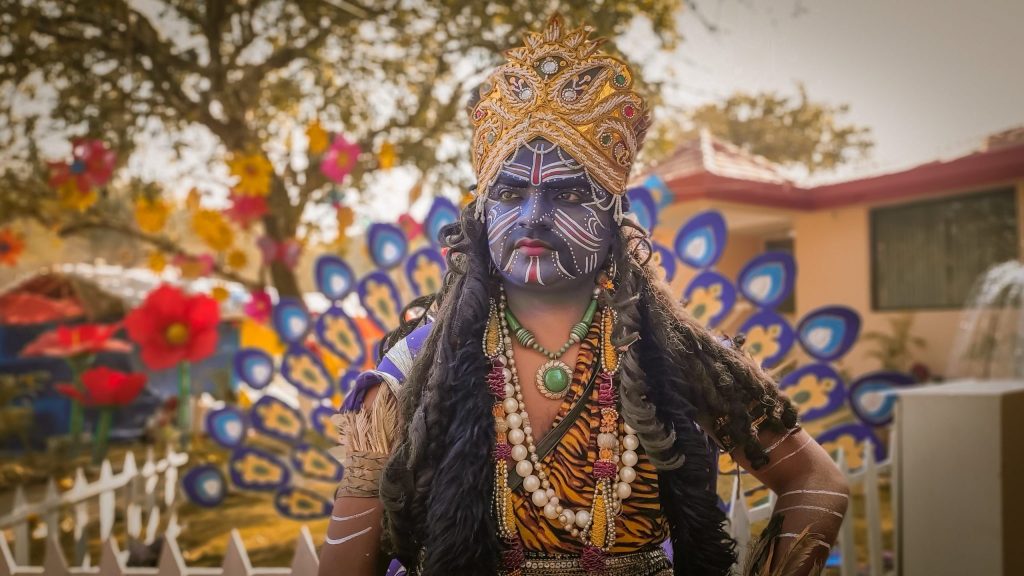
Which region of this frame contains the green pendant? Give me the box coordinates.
[536,360,571,399]
[544,366,569,393]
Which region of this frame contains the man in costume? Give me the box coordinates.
[320,16,848,576]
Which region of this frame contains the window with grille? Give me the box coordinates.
[870,187,1019,310]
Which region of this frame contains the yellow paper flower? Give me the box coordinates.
[743,324,782,363]
[306,121,329,156]
[233,451,286,485]
[322,315,362,362]
[227,152,273,197]
[378,141,396,170]
[295,446,335,478]
[185,188,202,212]
[192,209,234,252]
[256,400,303,438]
[685,284,723,326]
[366,279,399,328]
[412,254,442,294]
[786,372,837,414]
[211,286,230,302]
[134,197,170,233]
[57,180,98,212]
[285,353,331,397]
[147,251,167,273]
[227,249,248,270]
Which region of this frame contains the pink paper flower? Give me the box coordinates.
[320,135,361,183]
[244,290,273,323]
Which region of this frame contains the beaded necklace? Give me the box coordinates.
[484,291,640,575]
[502,297,597,400]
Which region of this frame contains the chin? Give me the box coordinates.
[499,263,593,292]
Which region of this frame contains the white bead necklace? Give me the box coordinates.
[495,291,640,542]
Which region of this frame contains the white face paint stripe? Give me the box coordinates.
[330,508,375,522]
[554,209,602,245]
[325,526,372,545]
[552,251,576,279]
[502,160,585,183]
[553,213,601,252]
[487,207,520,246]
[503,250,519,272]
[524,256,545,285]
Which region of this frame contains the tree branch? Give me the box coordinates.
[56,220,261,290]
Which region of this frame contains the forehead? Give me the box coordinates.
[498,138,587,186]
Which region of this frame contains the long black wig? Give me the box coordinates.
[378,200,799,575]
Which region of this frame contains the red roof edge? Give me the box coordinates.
[661,140,1024,210]
[808,142,1024,208]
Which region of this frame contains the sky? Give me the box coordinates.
[621,0,1024,183]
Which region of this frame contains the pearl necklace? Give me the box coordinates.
[487,292,640,572]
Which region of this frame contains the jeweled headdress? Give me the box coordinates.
[469,15,651,202]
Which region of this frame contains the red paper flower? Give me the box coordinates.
[20,323,132,358]
[48,139,117,192]
[225,194,268,228]
[56,366,147,407]
[244,290,273,323]
[397,213,423,240]
[124,284,220,370]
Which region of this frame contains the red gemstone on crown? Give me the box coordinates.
[623,104,635,118]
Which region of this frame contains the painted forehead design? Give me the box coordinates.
[499,140,585,186]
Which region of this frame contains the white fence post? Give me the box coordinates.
[836,446,858,576]
[42,478,59,542]
[863,440,884,576]
[98,458,115,542]
[42,534,69,576]
[72,467,90,565]
[124,450,142,541]
[290,526,320,575]
[11,486,28,566]
[728,475,751,575]
[221,530,253,576]
[98,537,124,576]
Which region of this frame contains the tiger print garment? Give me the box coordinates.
[511,323,670,554]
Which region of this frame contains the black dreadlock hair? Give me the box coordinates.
[378,202,799,575]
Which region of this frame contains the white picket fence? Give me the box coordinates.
[0,446,189,571]
[1,435,893,576]
[727,430,896,576]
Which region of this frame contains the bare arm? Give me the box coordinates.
[727,426,849,575]
[318,385,393,576]
[319,494,383,575]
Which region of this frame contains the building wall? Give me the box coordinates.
[792,179,1024,379]
[654,179,1023,380]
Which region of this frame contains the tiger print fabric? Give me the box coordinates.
[511,324,670,555]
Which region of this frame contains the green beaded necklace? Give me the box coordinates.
[503,298,598,399]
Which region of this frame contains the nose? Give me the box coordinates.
[516,188,553,229]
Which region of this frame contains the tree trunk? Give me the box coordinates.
[264,175,303,298]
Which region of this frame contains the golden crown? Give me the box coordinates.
[469,15,651,198]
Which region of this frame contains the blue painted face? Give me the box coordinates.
[485,138,615,290]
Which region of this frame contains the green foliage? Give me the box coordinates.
[862,314,927,372]
[689,83,873,172]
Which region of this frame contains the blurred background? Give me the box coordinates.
[0,1,1021,575]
